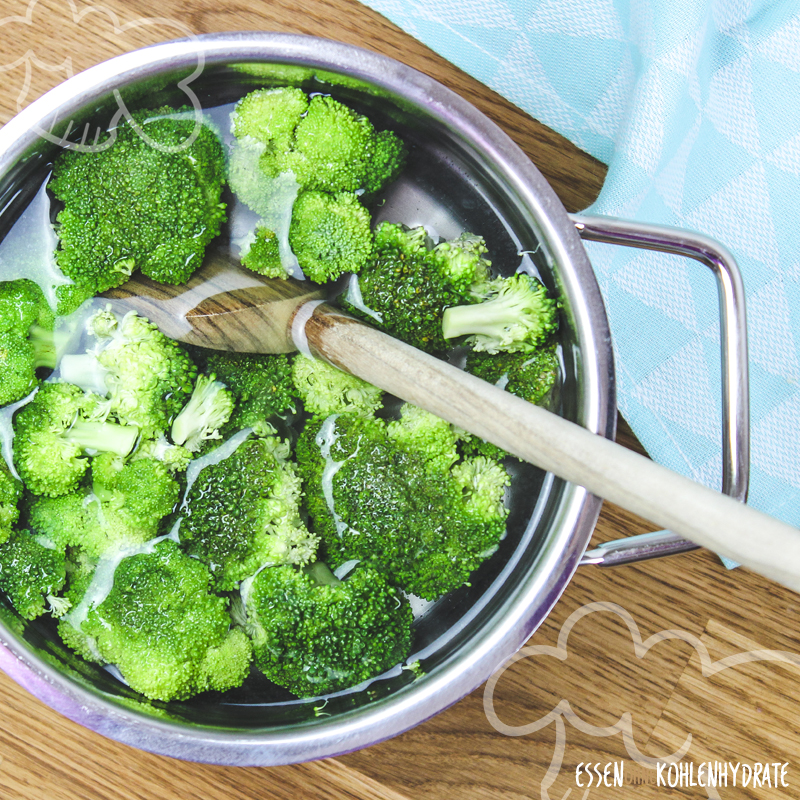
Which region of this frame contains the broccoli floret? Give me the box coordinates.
[170,374,234,453]
[54,283,95,317]
[12,383,139,497]
[232,88,405,196]
[288,190,373,283]
[0,529,66,619]
[86,311,197,438]
[56,552,100,659]
[386,403,461,474]
[244,562,412,697]
[228,145,301,277]
[363,129,407,195]
[431,233,493,296]
[465,343,559,405]
[28,456,178,558]
[229,89,405,281]
[284,94,405,194]
[240,225,286,278]
[292,354,383,417]
[0,278,53,334]
[29,492,142,560]
[452,456,511,525]
[99,455,179,517]
[131,434,193,473]
[296,413,510,600]
[0,279,58,405]
[231,87,309,155]
[204,351,297,437]
[0,459,22,544]
[180,436,318,590]
[49,107,227,293]
[341,223,488,354]
[62,539,252,700]
[442,273,558,353]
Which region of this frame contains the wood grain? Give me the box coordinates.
[105,253,325,353]
[2,1,799,800]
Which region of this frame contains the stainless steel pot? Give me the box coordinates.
[0,32,747,765]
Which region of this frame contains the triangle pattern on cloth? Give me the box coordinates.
[610,249,699,329]
[409,0,519,28]
[653,114,703,214]
[704,49,762,157]
[680,117,756,216]
[527,0,626,39]
[584,51,636,142]
[764,131,800,177]
[754,12,800,72]
[746,277,800,382]
[629,337,720,443]
[654,15,707,77]
[751,393,800,489]
[492,33,586,133]
[684,159,780,266]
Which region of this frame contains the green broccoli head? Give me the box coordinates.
[12,383,139,497]
[430,233,492,296]
[92,311,198,438]
[93,454,180,527]
[0,279,58,405]
[204,351,297,437]
[64,539,252,700]
[292,354,383,417]
[180,436,318,590]
[442,273,559,353]
[289,190,373,283]
[131,435,193,473]
[240,225,287,279]
[0,529,66,619]
[0,278,53,335]
[451,456,510,525]
[28,456,179,558]
[363,129,407,195]
[170,374,234,453]
[233,90,405,196]
[296,413,510,600]
[464,342,559,406]
[28,492,141,560]
[54,283,96,317]
[245,562,412,697]
[49,107,227,293]
[386,403,461,474]
[231,87,309,156]
[281,95,398,194]
[341,223,485,354]
[0,459,22,544]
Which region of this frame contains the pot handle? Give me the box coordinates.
[571,214,749,567]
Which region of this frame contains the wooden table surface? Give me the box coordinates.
[1,1,799,798]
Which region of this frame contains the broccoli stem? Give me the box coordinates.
[63,421,139,457]
[304,561,341,587]
[59,353,110,395]
[442,299,518,340]
[29,324,58,370]
[170,375,232,449]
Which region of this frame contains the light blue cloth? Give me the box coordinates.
[360,0,800,557]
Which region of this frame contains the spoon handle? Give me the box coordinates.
[302,303,800,591]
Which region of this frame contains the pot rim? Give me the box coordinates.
[0,31,616,765]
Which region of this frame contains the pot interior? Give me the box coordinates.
[0,49,603,748]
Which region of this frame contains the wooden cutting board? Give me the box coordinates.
[0,1,798,798]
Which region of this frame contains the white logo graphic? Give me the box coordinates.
[0,0,205,152]
[484,601,800,800]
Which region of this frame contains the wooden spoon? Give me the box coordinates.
[106,254,800,592]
